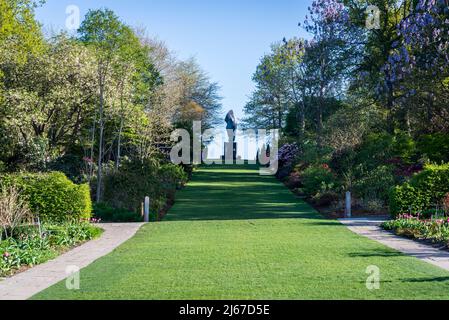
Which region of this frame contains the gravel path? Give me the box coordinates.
[0,223,144,300]
[339,218,449,272]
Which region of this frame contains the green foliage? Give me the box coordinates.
[417,133,449,163]
[159,163,189,195]
[301,141,332,166]
[93,203,141,222]
[355,133,393,169]
[0,236,51,275]
[45,222,103,247]
[47,153,88,183]
[300,164,339,198]
[389,183,419,216]
[390,164,449,216]
[284,106,301,137]
[353,165,395,203]
[0,221,102,276]
[78,9,127,53]
[103,160,187,219]
[392,132,417,164]
[0,3,217,207]
[0,0,45,65]
[0,172,92,222]
[409,163,449,203]
[1,34,98,172]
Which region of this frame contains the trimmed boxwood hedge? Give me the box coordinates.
[390,164,449,217]
[0,172,92,222]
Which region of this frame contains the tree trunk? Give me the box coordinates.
[317,102,323,148]
[115,80,126,171]
[88,113,97,183]
[385,78,395,134]
[116,116,123,171]
[298,99,306,138]
[96,73,105,204]
[317,87,324,149]
[405,108,411,136]
[426,91,434,132]
[278,107,282,129]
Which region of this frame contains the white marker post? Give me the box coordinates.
[345,191,352,218]
[144,197,150,222]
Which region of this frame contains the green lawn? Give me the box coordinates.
[33,165,449,300]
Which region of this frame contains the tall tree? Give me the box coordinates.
[78,9,136,202]
[0,0,44,65]
[1,35,97,166]
[302,0,361,147]
[273,38,309,138]
[111,27,161,169]
[243,46,291,130]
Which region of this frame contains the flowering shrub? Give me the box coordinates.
[276,143,301,181]
[278,143,300,166]
[382,215,449,246]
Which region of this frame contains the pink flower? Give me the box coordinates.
[3,252,10,258]
[90,218,101,224]
[83,157,94,164]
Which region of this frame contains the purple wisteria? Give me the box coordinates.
[384,0,449,91]
[304,0,350,26]
[278,143,300,165]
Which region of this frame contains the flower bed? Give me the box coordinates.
[0,221,103,277]
[382,215,449,247]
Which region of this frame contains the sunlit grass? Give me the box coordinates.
[33,166,449,300]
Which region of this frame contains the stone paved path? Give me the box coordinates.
[0,223,144,300]
[339,218,449,272]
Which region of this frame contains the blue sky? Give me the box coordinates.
[35,0,311,122]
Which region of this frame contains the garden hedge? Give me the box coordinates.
[390,164,449,216]
[0,172,92,222]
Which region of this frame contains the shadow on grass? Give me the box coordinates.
[349,250,405,258]
[306,221,343,226]
[164,165,323,222]
[349,248,449,264]
[401,277,449,283]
